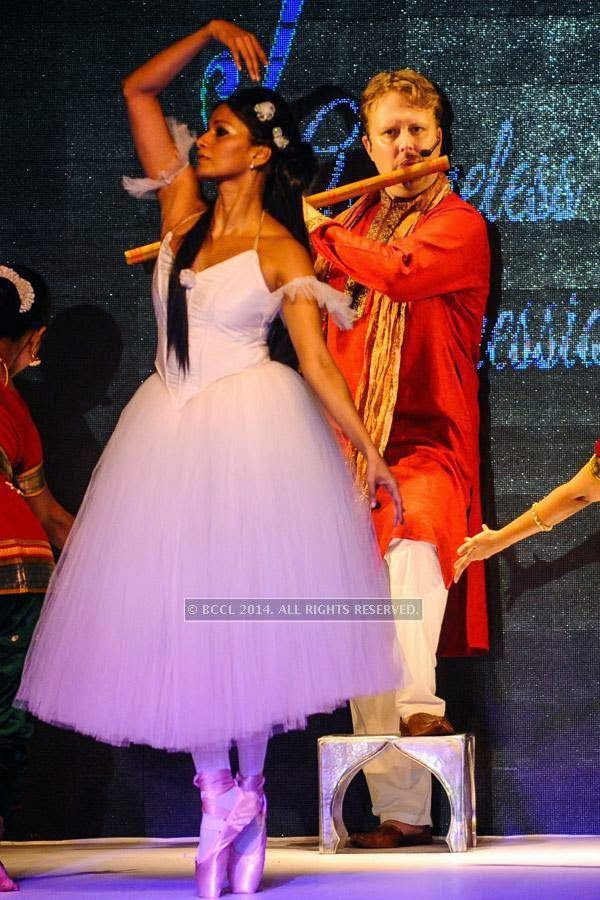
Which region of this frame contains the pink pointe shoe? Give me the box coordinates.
[227,774,267,895]
[193,770,262,899]
[0,861,19,892]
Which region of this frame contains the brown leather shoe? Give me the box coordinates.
[347,821,433,849]
[399,712,456,736]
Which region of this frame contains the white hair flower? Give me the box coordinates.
[0,265,35,313]
[254,101,276,122]
[272,126,289,149]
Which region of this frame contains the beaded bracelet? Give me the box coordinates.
[531,502,553,532]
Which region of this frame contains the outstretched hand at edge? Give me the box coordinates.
[453,524,501,582]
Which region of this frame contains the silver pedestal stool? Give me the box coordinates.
[318,733,476,853]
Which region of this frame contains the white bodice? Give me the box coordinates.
[152,232,355,410]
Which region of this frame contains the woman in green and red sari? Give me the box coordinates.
[0,265,73,892]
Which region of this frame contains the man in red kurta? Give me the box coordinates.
[306,70,490,847]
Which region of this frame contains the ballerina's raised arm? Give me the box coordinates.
[122,20,268,237]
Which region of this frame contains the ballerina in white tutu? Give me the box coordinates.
[16,19,404,898]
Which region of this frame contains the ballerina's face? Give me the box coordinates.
[196,104,271,181]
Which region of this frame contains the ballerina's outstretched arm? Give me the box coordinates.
[453,453,600,583]
[272,239,403,526]
[122,20,268,236]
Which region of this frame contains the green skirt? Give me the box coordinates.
[0,592,44,821]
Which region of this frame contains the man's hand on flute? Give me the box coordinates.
[302,197,330,234]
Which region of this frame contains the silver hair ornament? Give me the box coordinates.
[0,266,35,313]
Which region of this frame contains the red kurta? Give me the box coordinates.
[312,191,490,656]
[0,382,54,594]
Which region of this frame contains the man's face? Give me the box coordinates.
[362,91,442,198]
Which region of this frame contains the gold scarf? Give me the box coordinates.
[317,174,451,485]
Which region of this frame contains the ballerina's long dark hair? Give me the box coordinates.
[167,87,318,371]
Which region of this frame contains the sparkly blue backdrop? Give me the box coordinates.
[1,0,598,839]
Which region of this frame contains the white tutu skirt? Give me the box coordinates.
[16,362,403,751]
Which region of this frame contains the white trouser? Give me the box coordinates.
[350,538,448,826]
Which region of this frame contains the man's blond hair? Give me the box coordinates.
[360,69,443,133]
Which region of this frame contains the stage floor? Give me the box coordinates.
[2,835,599,897]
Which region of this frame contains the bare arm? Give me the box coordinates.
[453,458,600,582]
[122,20,267,234]
[276,241,402,522]
[26,487,74,549]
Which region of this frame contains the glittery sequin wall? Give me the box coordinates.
[1,0,598,839]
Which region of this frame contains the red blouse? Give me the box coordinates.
[312,192,490,656]
[0,381,54,595]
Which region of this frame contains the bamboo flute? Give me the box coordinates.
[124,155,450,265]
